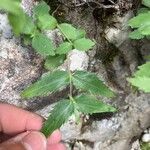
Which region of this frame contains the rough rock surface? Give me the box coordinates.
[0,0,150,150]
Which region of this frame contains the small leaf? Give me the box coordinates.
[128,76,150,92]
[0,0,21,15]
[23,15,36,35]
[33,1,50,17]
[128,12,150,28]
[132,62,150,77]
[73,38,95,51]
[75,29,86,39]
[142,0,150,8]
[21,70,70,99]
[32,33,55,56]
[129,30,144,39]
[72,71,115,97]
[56,42,73,54]
[58,23,77,40]
[38,14,57,30]
[139,24,150,35]
[8,9,26,35]
[74,95,116,114]
[44,55,66,70]
[128,62,150,93]
[41,99,74,137]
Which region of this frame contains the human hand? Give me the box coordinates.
[0,103,66,150]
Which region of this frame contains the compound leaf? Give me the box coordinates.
[41,99,74,137]
[33,1,50,17]
[21,70,70,98]
[58,23,77,40]
[56,42,73,54]
[38,14,57,30]
[32,33,55,56]
[74,95,116,114]
[44,55,66,70]
[73,38,95,51]
[72,71,115,97]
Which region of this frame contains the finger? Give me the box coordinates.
[48,143,66,150]
[0,103,43,134]
[0,131,47,150]
[47,130,62,145]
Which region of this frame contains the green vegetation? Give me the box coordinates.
[0,0,116,136]
[128,0,150,93]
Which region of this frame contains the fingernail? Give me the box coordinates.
[22,131,47,150]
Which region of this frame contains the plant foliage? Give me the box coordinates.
[128,0,150,93]
[128,0,150,39]
[128,62,150,92]
[0,0,116,137]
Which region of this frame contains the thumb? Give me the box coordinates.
[0,131,47,150]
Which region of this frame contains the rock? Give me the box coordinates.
[105,11,133,47]
[131,140,141,150]
[0,13,42,107]
[0,1,150,150]
[59,49,89,71]
[142,134,150,143]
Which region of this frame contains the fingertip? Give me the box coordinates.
[48,143,66,150]
[47,130,62,145]
[25,113,44,131]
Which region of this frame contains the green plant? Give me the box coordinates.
[128,0,150,93]
[141,142,150,150]
[128,0,150,39]
[0,0,116,136]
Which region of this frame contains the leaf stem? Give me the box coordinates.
[69,71,73,97]
[57,24,73,44]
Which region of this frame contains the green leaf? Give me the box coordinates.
[44,55,66,70]
[72,71,115,97]
[37,14,57,30]
[128,62,150,93]
[0,0,21,14]
[133,62,150,77]
[56,42,73,54]
[139,24,150,35]
[128,12,150,28]
[74,95,116,114]
[21,70,70,98]
[73,38,95,51]
[58,23,77,40]
[142,0,150,8]
[75,29,86,39]
[8,9,26,35]
[137,8,150,14]
[129,30,144,39]
[33,1,50,17]
[32,33,55,56]
[128,76,150,92]
[41,99,74,137]
[22,15,36,35]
